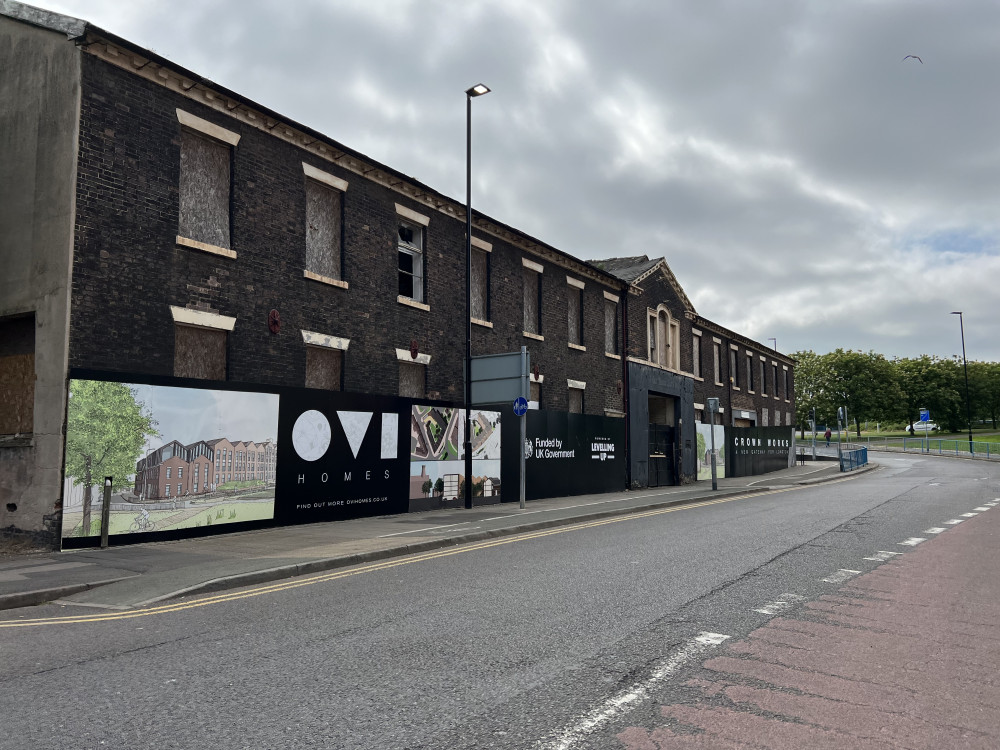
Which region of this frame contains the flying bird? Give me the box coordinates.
[902,55,923,63]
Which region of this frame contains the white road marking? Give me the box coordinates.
[430,526,480,534]
[822,569,862,584]
[378,522,474,538]
[944,519,964,525]
[542,632,730,750]
[929,482,941,486]
[973,507,991,512]
[924,528,947,534]
[960,512,979,517]
[898,537,927,546]
[863,550,902,561]
[753,593,806,616]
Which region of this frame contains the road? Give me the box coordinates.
[1,454,997,749]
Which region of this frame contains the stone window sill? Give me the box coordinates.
[398,296,430,311]
[176,235,237,259]
[0,434,34,448]
[523,331,544,341]
[304,270,348,289]
[471,318,493,329]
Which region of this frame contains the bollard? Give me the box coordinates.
[100,476,113,548]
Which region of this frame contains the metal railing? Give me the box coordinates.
[840,446,868,472]
[849,436,1000,460]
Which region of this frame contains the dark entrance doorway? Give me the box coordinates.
[648,423,676,486]
[647,393,677,487]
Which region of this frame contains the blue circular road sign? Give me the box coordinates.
[513,397,528,416]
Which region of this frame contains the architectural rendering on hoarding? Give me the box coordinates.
[61,380,279,540]
[409,406,501,502]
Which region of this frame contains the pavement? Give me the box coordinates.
[0,460,864,612]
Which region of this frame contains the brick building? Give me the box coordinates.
[133,437,277,500]
[0,2,793,544]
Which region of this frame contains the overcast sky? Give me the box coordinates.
[37,0,1000,361]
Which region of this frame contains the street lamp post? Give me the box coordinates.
[950,311,975,455]
[465,83,490,510]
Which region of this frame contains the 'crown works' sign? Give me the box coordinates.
[726,426,794,477]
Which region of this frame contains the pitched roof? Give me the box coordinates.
[589,256,661,283]
[591,255,696,314]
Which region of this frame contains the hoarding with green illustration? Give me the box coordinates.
[61,379,279,541]
[695,423,726,480]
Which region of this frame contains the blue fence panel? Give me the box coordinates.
[840,446,868,472]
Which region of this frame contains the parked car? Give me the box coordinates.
[911,422,939,432]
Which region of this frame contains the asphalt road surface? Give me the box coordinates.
[2,454,997,749]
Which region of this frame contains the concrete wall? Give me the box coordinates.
[0,16,80,541]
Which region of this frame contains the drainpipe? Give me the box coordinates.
[622,281,631,490]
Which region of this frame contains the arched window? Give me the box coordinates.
[648,305,681,369]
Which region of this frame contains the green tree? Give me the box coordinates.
[433,477,444,497]
[65,380,158,536]
[893,356,963,431]
[967,360,1000,429]
[421,478,432,497]
[790,350,834,438]
[824,349,900,436]
[695,431,706,465]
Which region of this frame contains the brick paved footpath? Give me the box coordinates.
[618,502,1000,750]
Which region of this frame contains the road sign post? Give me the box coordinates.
[513,393,528,509]
[470,347,530,510]
[706,398,719,491]
[919,407,930,453]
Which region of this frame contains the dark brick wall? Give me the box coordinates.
[625,267,796,427]
[70,56,626,416]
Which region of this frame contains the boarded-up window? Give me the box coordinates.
[604,299,617,354]
[692,335,701,378]
[523,267,540,334]
[399,362,425,398]
[568,287,582,345]
[774,409,781,426]
[713,342,721,384]
[0,314,34,434]
[530,381,541,405]
[762,408,769,426]
[656,312,668,367]
[178,130,231,249]
[471,249,488,320]
[648,314,656,361]
[305,347,342,390]
[305,179,342,281]
[174,325,226,380]
[729,349,739,387]
[568,387,584,414]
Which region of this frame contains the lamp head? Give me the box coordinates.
[466,83,491,97]
[950,311,962,315]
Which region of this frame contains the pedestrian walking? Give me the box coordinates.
[824,427,832,446]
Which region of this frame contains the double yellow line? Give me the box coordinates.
[2,486,804,628]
